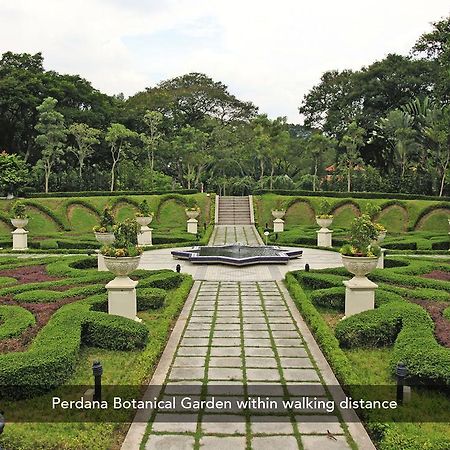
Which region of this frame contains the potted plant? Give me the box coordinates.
[316,199,333,229]
[10,201,28,229]
[93,205,115,245]
[135,199,153,226]
[185,207,200,219]
[340,214,380,280]
[101,218,143,276]
[364,203,386,243]
[272,209,286,220]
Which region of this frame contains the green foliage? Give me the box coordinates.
[0,152,29,195]
[340,214,380,256]
[136,287,166,310]
[0,305,35,339]
[93,205,115,232]
[39,239,59,250]
[11,200,27,219]
[136,199,152,217]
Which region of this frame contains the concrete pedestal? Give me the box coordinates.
[137,227,153,246]
[12,228,28,250]
[273,218,284,233]
[343,277,378,317]
[187,218,198,234]
[377,249,385,269]
[106,276,140,321]
[316,228,333,248]
[97,251,108,271]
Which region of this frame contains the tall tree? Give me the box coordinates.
[34,97,67,193]
[105,123,136,192]
[377,109,418,178]
[140,110,163,188]
[338,122,365,192]
[305,133,337,191]
[68,123,100,179]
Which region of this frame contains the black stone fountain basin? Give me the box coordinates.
[171,244,302,266]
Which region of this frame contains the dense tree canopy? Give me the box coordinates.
[0,15,449,195]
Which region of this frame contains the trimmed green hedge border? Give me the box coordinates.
[0,305,36,339]
[25,189,198,198]
[254,189,450,202]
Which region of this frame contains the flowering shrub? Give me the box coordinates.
[101,218,143,257]
[93,205,115,232]
[136,199,152,217]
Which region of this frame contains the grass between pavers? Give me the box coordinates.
[285,261,450,450]
[0,260,194,450]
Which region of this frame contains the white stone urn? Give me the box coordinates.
[94,232,115,245]
[272,210,286,220]
[376,231,386,244]
[103,255,141,277]
[136,215,153,226]
[11,218,28,229]
[186,209,200,219]
[316,217,333,229]
[341,255,379,282]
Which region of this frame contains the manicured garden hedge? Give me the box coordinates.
[0,305,35,339]
[0,256,190,399]
[25,189,198,198]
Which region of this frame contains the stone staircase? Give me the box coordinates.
[217,196,252,224]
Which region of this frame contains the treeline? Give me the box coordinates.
[0,15,449,196]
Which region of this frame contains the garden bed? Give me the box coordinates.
[0,255,193,450]
[285,256,450,450]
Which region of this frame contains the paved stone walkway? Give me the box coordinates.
[210,225,263,246]
[123,280,374,450]
[122,224,374,449]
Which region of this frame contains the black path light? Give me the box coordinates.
[176,264,181,273]
[305,263,310,272]
[0,410,5,450]
[92,361,103,402]
[396,362,408,405]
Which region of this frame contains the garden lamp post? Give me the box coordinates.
[92,361,103,402]
[264,231,269,245]
[396,362,407,405]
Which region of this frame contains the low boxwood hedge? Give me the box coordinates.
[0,305,36,339]
[136,287,166,310]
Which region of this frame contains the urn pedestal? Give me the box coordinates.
[94,232,115,271]
[316,229,333,248]
[136,216,153,246]
[104,256,141,322]
[377,249,385,269]
[11,218,29,251]
[187,219,198,234]
[316,217,333,248]
[273,218,285,233]
[342,256,378,317]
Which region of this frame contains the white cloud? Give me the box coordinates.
[1,0,449,122]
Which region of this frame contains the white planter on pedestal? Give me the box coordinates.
[94,232,115,271]
[10,218,29,250]
[341,255,378,317]
[316,217,333,248]
[136,216,153,246]
[104,255,141,321]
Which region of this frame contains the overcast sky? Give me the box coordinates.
[1,1,449,123]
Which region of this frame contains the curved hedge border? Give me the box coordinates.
[0,305,36,339]
[64,199,101,217]
[412,202,450,230]
[22,200,69,231]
